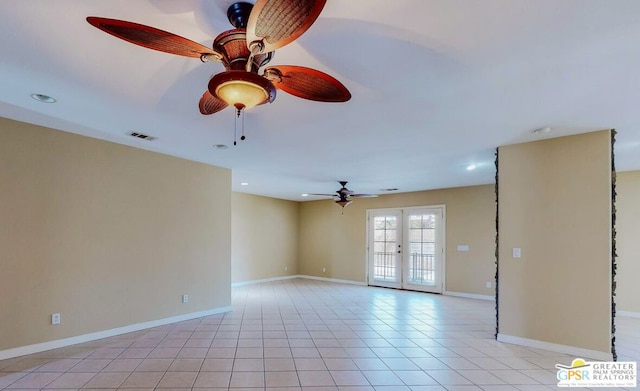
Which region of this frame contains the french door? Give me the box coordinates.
[367,206,445,293]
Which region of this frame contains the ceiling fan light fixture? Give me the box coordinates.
[208,71,276,110]
[335,199,352,208]
[335,198,352,215]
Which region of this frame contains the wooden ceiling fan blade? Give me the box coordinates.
[199,90,228,115]
[246,0,326,53]
[87,17,221,59]
[352,194,379,198]
[264,65,351,102]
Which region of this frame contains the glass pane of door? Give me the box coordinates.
[368,211,402,288]
[403,208,443,293]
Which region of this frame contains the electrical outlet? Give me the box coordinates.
[51,313,60,325]
[284,266,288,271]
[322,267,326,273]
[182,294,189,303]
[486,281,492,288]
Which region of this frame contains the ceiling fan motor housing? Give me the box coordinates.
[213,29,272,71]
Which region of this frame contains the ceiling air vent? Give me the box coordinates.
[129,132,155,141]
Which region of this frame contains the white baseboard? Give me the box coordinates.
[297,274,366,286]
[497,333,613,361]
[617,310,640,319]
[233,274,366,287]
[0,306,231,361]
[231,275,298,287]
[444,291,494,301]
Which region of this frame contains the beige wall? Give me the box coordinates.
[616,170,640,314]
[498,130,612,354]
[0,118,231,351]
[231,193,299,282]
[4,114,634,357]
[298,185,496,295]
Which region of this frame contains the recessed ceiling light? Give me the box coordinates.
[213,144,228,150]
[30,93,56,103]
[532,126,552,135]
[301,193,309,197]
[240,182,249,186]
[466,164,477,171]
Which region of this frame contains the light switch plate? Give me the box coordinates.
[513,248,522,258]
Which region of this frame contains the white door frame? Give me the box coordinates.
[366,205,446,293]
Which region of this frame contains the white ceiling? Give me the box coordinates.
[2,0,639,201]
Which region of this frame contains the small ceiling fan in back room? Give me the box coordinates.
[87,0,351,144]
[312,181,378,214]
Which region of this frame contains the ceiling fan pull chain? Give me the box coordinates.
[233,108,240,146]
[233,107,247,145]
[241,109,246,141]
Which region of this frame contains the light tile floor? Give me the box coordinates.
[1,278,638,390]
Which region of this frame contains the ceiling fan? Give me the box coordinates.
[86,0,350,125]
[312,181,378,213]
